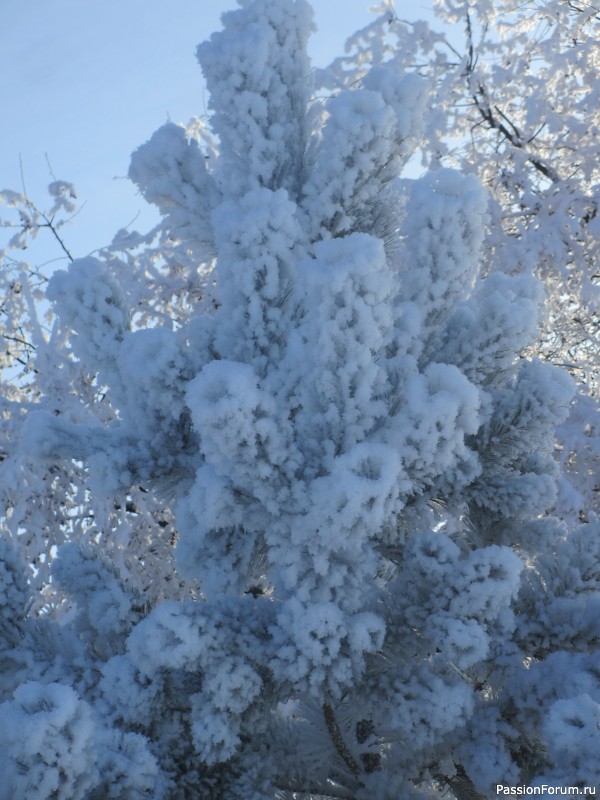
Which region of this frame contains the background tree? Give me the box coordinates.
[1,0,599,798]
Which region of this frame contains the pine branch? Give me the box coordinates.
[322,702,362,781]
[435,765,488,800]
[276,784,357,800]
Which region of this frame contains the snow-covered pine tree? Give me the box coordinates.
[1,0,599,797]
[320,0,600,521]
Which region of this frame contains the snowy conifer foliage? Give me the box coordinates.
[321,0,600,521]
[1,0,599,797]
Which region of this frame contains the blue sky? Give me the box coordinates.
[1,0,436,264]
